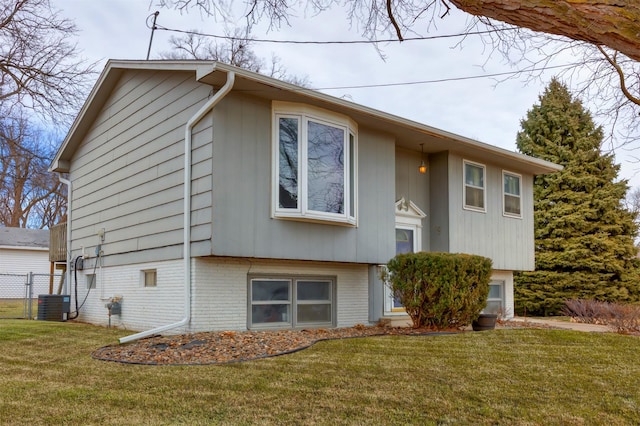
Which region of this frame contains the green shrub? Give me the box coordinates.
[386,252,492,329]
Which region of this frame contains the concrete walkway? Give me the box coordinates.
[389,316,612,332]
[508,316,610,333]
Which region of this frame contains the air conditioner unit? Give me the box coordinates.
[37,294,71,321]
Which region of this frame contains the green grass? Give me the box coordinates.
[0,299,35,318]
[1,320,640,425]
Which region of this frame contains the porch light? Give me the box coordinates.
[418,143,427,174]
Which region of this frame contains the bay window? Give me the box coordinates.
[273,102,357,225]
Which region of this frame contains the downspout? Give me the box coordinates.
[119,70,235,344]
[58,175,72,295]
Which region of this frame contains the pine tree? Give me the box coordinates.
[514,78,640,316]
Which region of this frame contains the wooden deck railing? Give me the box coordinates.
[49,222,67,262]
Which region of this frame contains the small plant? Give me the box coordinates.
[385,252,492,329]
[562,299,640,334]
[495,307,513,324]
[607,304,640,334]
[561,299,610,324]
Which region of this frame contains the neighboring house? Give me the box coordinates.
[0,227,51,298]
[49,60,561,339]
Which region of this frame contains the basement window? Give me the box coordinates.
[248,276,336,329]
[484,281,505,315]
[86,274,96,289]
[142,270,157,288]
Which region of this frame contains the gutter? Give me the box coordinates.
[119,70,236,344]
[58,175,72,295]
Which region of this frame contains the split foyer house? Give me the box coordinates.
[49,60,561,340]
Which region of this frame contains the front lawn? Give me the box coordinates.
[1,320,639,425]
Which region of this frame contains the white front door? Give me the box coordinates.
[384,198,426,315]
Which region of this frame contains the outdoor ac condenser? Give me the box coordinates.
[37,294,71,321]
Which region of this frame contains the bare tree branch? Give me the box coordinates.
[449,0,640,62]
[158,24,310,86]
[155,1,640,149]
[0,110,66,228]
[155,1,640,61]
[386,0,403,41]
[597,46,640,108]
[0,0,96,126]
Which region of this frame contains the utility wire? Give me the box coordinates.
[152,24,515,45]
[312,63,578,91]
[147,18,568,92]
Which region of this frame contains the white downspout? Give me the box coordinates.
[119,70,235,344]
[58,175,72,295]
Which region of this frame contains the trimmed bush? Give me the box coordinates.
[386,252,492,329]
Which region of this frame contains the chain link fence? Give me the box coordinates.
[0,273,64,319]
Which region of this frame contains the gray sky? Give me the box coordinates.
[53,0,639,188]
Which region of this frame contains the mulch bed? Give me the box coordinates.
[91,321,548,366]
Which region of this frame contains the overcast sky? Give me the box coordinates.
[53,0,639,188]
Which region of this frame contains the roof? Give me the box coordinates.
[50,60,562,175]
[0,227,49,249]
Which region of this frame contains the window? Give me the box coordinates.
[503,171,522,217]
[463,161,485,211]
[484,281,505,315]
[273,102,357,225]
[395,228,414,255]
[143,270,157,287]
[249,276,335,328]
[86,274,96,289]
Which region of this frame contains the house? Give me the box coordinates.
[0,227,51,275]
[49,60,561,341]
[0,227,52,298]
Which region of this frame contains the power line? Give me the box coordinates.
[153,24,514,45]
[311,63,578,91]
[148,19,571,92]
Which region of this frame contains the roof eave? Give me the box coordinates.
[206,63,562,175]
[50,60,562,176]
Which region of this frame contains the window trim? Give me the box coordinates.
[272,101,358,226]
[142,269,157,288]
[502,170,523,219]
[248,274,337,329]
[463,160,486,213]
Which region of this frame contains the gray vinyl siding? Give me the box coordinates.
[68,69,213,267]
[190,116,214,257]
[395,147,430,252]
[428,152,450,253]
[66,67,533,271]
[446,152,535,271]
[210,93,396,264]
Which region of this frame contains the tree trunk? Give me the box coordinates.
[450,0,640,61]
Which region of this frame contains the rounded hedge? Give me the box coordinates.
[386,252,492,329]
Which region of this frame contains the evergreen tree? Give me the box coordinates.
[514,78,640,316]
